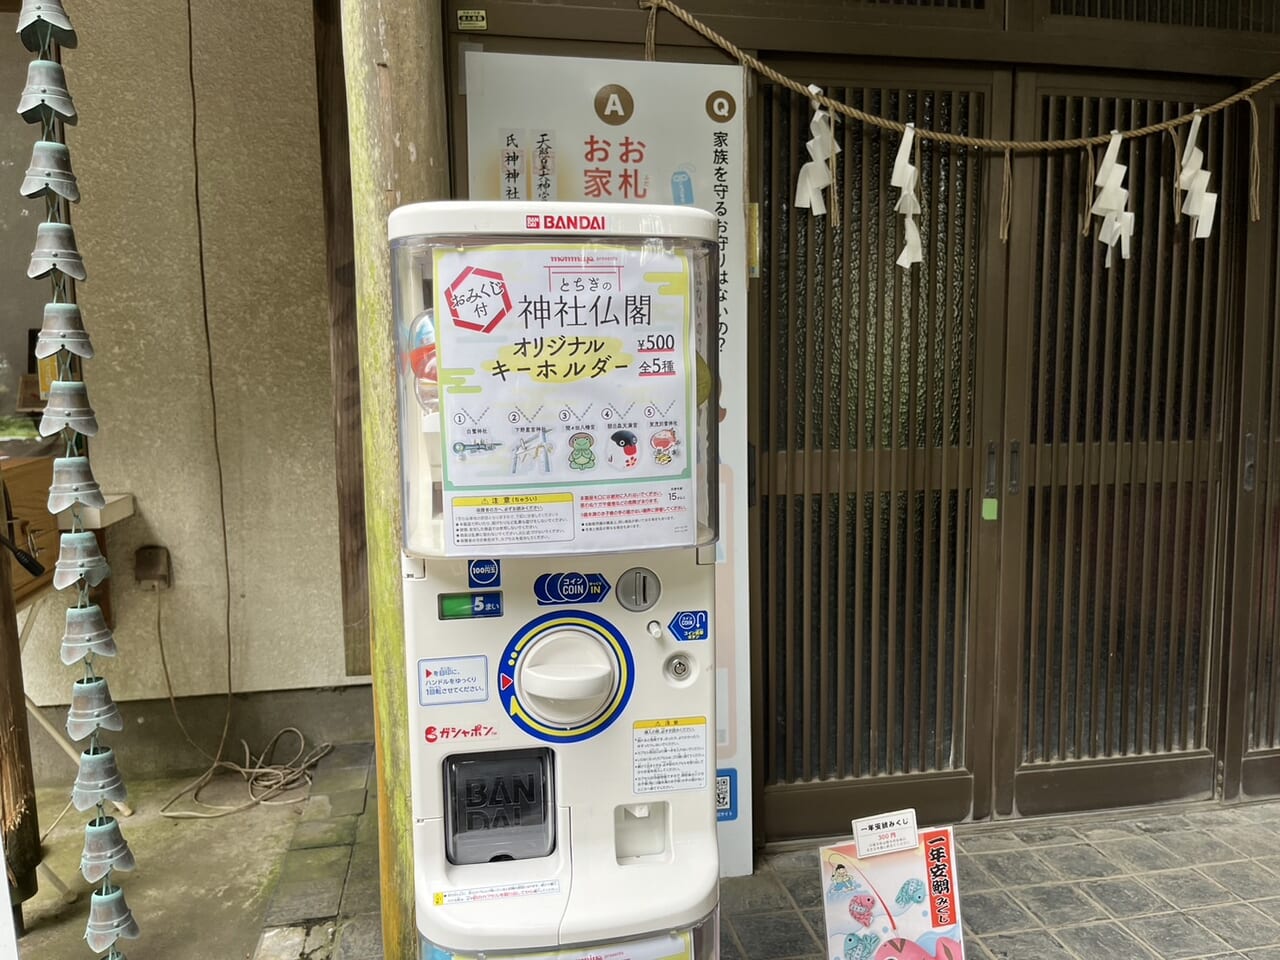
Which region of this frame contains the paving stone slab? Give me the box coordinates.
[956,854,1000,893]
[1077,821,1143,841]
[327,788,369,818]
[956,833,1026,855]
[254,924,308,959]
[355,810,379,844]
[1142,867,1236,910]
[1201,860,1280,900]
[306,922,338,959]
[291,816,358,850]
[1092,836,1187,873]
[730,910,819,960]
[982,929,1075,959]
[302,795,335,822]
[1050,920,1159,959]
[1083,877,1175,920]
[799,908,825,940]
[721,872,795,917]
[1126,912,1232,960]
[311,766,369,797]
[775,868,823,910]
[334,912,383,960]
[340,875,382,919]
[969,848,1062,886]
[1010,824,1083,848]
[347,841,380,882]
[1131,815,1195,835]
[322,743,374,770]
[265,878,345,926]
[1189,902,1280,951]
[1153,829,1251,865]
[961,940,996,960]
[280,845,353,884]
[762,847,819,872]
[960,891,1038,936]
[1040,843,1125,880]
[1009,881,1107,927]
[719,925,743,960]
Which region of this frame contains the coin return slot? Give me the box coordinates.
[614,801,669,863]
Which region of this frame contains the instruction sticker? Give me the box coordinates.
[418,656,488,706]
[433,878,560,906]
[633,717,708,794]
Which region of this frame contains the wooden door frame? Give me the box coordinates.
[750,60,1012,839]
[995,69,1245,817]
[1222,89,1280,801]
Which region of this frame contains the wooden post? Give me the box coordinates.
[314,0,371,677]
[0,480,41,933]
[339,2,450,957]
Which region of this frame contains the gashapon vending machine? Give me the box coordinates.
[389,202,722,960]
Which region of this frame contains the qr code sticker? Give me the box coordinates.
[715,775,731,811]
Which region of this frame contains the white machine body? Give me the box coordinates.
[389,202,722,960]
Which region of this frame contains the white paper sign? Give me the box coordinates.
[853,807,920,859]
[434,243,697,556]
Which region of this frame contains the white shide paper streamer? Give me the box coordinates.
[1178,112,1218,240]
[794,84,840,216]
[1090,131,1135,267]
[893,123,922,268]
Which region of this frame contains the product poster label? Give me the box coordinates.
[434,244,698,556]
[819,822,965,960]
[633,717,708,794]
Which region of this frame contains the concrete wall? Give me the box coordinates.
[19,0,362,705]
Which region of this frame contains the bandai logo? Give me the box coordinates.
[525,214,608,231]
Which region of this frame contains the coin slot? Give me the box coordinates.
[616,566,661,612]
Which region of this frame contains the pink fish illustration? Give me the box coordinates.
[848,894,877,928]
[873,937,963,960]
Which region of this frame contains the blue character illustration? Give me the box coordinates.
[895,878,926,908]
[842,932,880,960]
[829,863,856,894]
[671,169,695,205]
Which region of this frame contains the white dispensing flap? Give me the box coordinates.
[388,200,717,243]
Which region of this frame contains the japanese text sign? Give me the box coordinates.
[434,243,697,556]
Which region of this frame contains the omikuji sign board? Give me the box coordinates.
[464,51,753,877]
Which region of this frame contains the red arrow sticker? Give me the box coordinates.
[500,674,513,690]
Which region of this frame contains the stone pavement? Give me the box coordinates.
[255,744,1280,960]
[253,741,382,960]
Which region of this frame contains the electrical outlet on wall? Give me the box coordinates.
[135,544,172,588]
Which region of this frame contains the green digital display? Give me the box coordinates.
[438,591,503,620]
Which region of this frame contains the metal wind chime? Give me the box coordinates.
[16,1,139,954]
